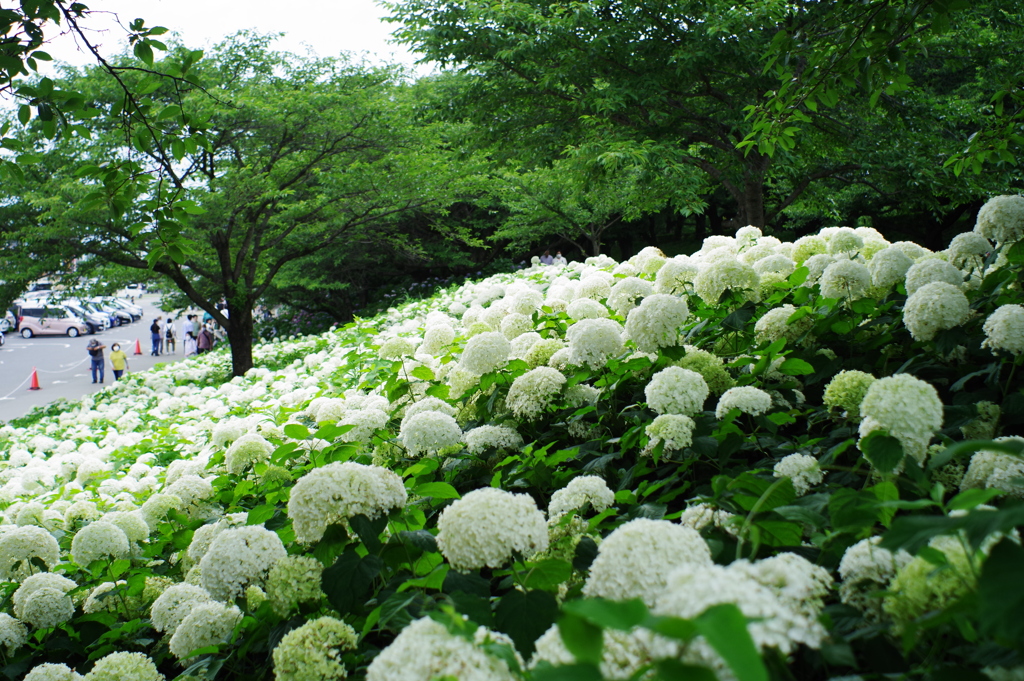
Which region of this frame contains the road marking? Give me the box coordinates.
[52,380,68,384]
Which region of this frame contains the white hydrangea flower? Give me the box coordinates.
[0,525,60,581]
[225,433,274,475]
[506,367,566,420]
[754,305,813,344]
[566,318,625,369]
[24,663,82,681]
[752,254,796,277]
[266,555,325,616]
[168,602,243,661]
[678,503,737,535]
[548,476,615,520]
[947,232,991,270]
[199,525,287,601]
[509,331,541,359]
[272,616,358,681]
[858,374,943,465]
[150,583,214,635]
[583,518,711,607]
[645,367,709,416]
[904,258,963,295]
[607,277,653,316]
[823,370,876,420]
[838,537,912,619]
[645,414,695,453]
[975,195,1024,245]
[187,513,248,563]
[869,246,915,289]
[902,281,970,341]
[565,384,601,407]
[379,336,418,360]
[715,386,772,419]
[531,624,654,680]
[0,613,27,654]
[566,298,610,320]
[773,454,825,495]
[288,462,407,544]
[624,294,689,354]
[13,573,76,629]
[338,408,390,444]
[961,437,1024,497]
[654,256,699,295]
[82,651,163,681]
[460,332,511,375]
[400,411,463,456]
[366,617,519,681]
[819,259,871,300]
[827,227,864,255]
[463,425,524,454]
[693,258,760,304]
[71,521,130,567]
[165,474,214,511]
[577,275,613,301]
[102,511,150,544]
[420,324,456,355]
[982,305,1024,355]
[436,487,548,570]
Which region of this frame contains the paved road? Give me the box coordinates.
[0,294,193,424]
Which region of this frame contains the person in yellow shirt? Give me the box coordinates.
[109,343,129,380]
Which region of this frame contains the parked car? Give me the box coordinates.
[63,301,109,334]
[16,307,89,338]
[108,298,143,321]
[81,301,120,327]
[86,299,132,326]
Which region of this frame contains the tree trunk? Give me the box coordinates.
[226,307,255,377]
[737,176,766,228]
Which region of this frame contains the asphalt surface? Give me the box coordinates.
[0,294,193,424]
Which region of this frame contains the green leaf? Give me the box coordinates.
[948,488,1003,512]
[979,539,1024,643]
[134,41,155,66]
[349,513,388,553]
[247,504,277,526]
[695,604,768,681]
[655,660,719,681]
[530,663,603,681]
[563,598,647,631]
[410,365,435,381]
[109,559,131,579]
[158,104,182,120]
[413,482,460,499]
[572,536,598,572]
[18,105,30,125]
[322,549,382,613]
[777,358,814,376]
[494,590,559,656]
[558,613,603,665]
[283,423,309,440]
[860,431,904,474]
[523,558,573,592]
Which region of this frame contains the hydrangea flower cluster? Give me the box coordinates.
[773,453,824,495]
[287,462,407,543]
[436,488,548,570]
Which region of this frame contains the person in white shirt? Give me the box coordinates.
[553,251,567,266]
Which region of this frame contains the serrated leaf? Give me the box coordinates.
[410,366,435,381]
[558,613,603,665]
[778,358,814,376]
[695,604,768,681]
[860,431,903,474]
[413,482,460,499]
[523,558,572,592]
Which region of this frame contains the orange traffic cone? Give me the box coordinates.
[134,339,143,355]
[28,368,41,391]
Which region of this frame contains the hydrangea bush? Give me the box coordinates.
[0,196,1023,680]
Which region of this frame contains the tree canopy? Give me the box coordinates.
[1,33,461,375]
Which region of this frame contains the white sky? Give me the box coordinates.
[38,0,428,72]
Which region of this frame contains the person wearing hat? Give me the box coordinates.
[87,339,106,384]
[109,343,129,380]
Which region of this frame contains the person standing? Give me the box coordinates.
[109,343,129,380]
[150,317,162,356]
[166,322,177,354]
[553,251,567,266]
[87,339,106,384]
[183,314,195,339]
[540,250,554,265]
[184,331,198,357]
[197,324,214,354]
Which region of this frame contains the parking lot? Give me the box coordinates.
[0,294,191,423]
